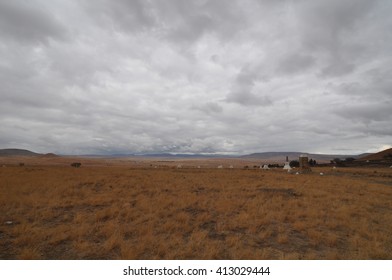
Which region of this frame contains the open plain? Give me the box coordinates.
[1,157,392,259]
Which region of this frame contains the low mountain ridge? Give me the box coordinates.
[0,148,378,162]
[240,152,365,163]
[0,148,41,157]
[357,148,392,161]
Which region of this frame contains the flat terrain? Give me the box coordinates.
[1,157,392,259]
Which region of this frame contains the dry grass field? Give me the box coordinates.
[1,157,392,259]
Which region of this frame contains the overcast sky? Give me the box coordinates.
[1,0,391,155]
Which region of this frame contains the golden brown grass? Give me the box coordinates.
[1,160,392,259]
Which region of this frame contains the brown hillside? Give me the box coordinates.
[357,148,392,161]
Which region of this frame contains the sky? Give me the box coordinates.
[1,0,391,155]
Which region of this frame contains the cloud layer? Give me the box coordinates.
[1,0,391,155]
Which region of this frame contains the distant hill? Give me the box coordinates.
[0,148,379,162]
[242,152,303,160]
[240,152,365,163]
[0,148,42,157]
[356,153,373,158]
[88,153,234,158]
[134,153,233,158]
[357,148,392,162]
[39,153,59,158]
[81,151,370,162]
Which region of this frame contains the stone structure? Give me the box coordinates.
[299,154,312,173]
[299,155,308,168]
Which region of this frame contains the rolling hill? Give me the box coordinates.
[0,148,379,163]
[0,149,41,157]
[357,148,392,162]
[240,152,365,163]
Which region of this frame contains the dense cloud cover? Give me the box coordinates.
[1,0,391,155]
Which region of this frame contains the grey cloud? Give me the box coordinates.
[0,0,67,44]
[366,68,392,96]
[85,0,247,44]
[1,0,391,155]
[365,125,392,137]
[333,82,366,96]
[295,0,376,51]
[226,65,273,107]
[277,53,315,75]
[154,0,216,42]
[226,90,272,107]
[293,0,384,78]
[192,102,223,114]
[155,0,250,43]
[320,61,355,77]
[84,0,156,33]
[334,102,392,123]
[328,66,392,98]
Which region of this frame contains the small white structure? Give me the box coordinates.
[283,156,291,170]
[218,165,223,169]
[197,165,201,169]
[262,164,269,170]
[283,162,291,170]
[177,164,182,169]
[320,172,324,176]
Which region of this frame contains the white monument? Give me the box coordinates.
[283,156,291,170]
[262,164,269,170]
